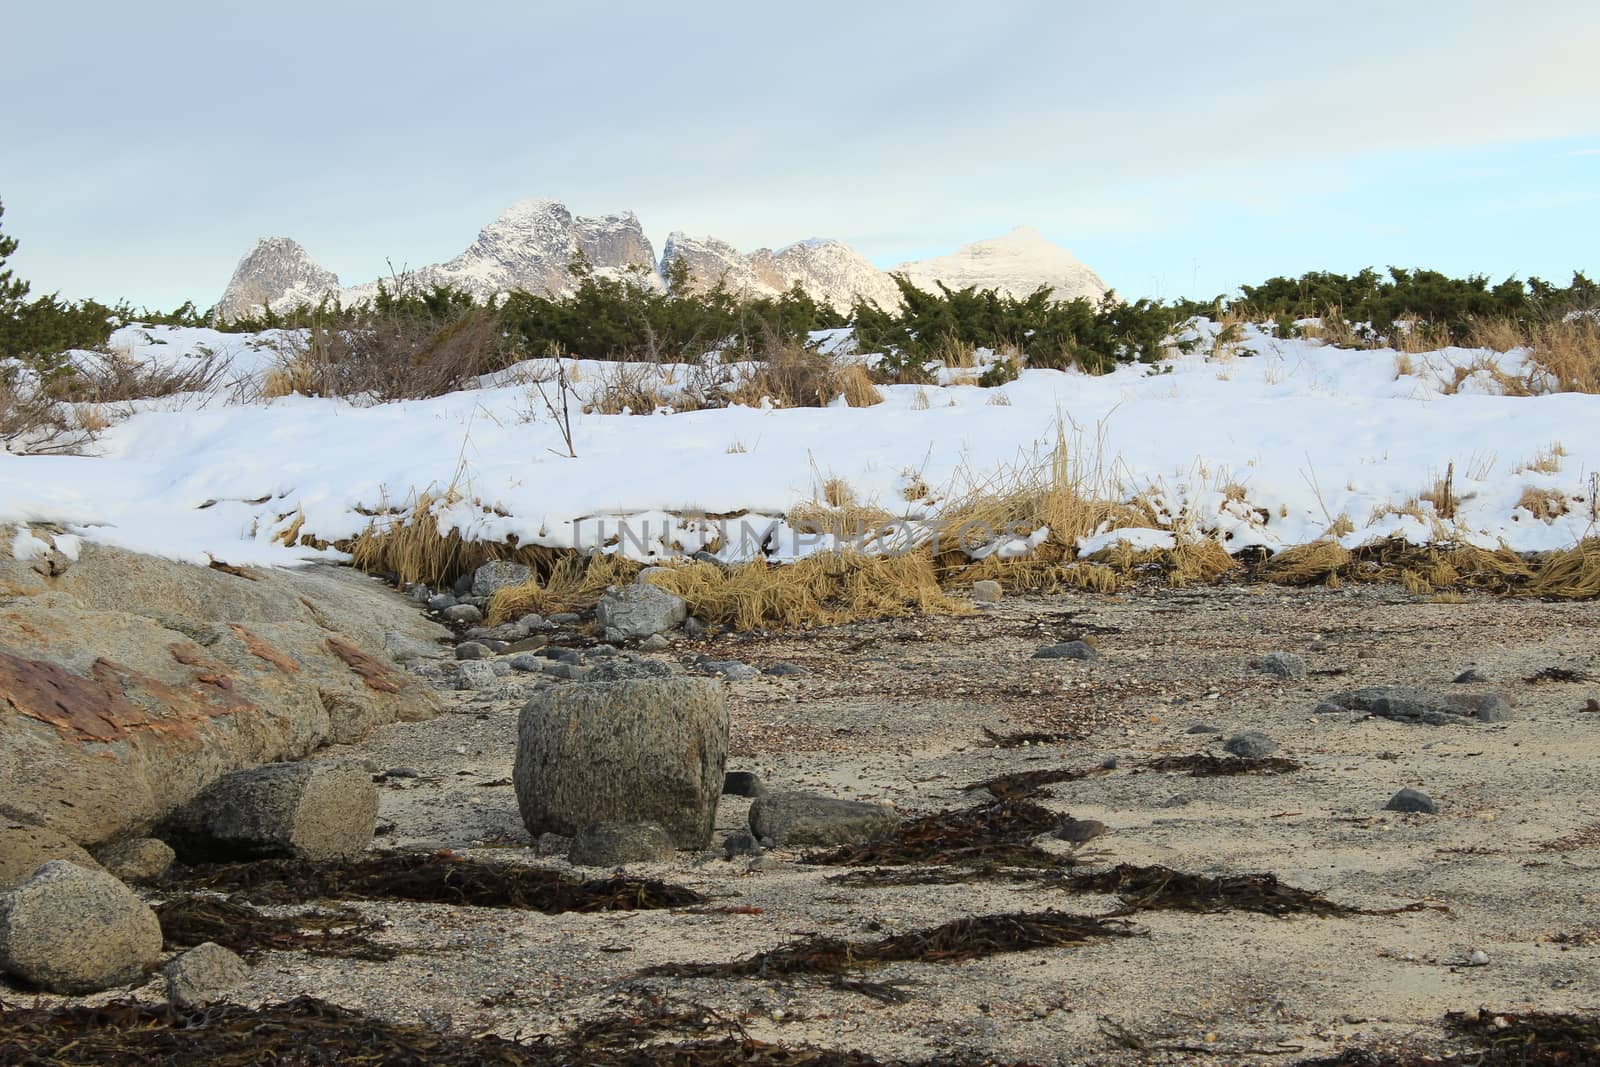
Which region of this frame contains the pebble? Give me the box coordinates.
[1385,787,1437,814]
[1223,730,1279,758]
[638,634,671,652]
[443,604,483,624]
[1261,651,1308,680]
[454,642,490,660]
[1033,641,1099,662]
[1453,669,1489,683]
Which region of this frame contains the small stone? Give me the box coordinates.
[1385,788,1437,814]
[451,574,475,597]
[443,604,483,625]
[1453,669,1489,683]
[589,644,619,658]
[508,653,543,673]
[1055,818,1107,845]
[471,561,531,598]
[638,634,671,652]
[454,641,491,660]
[971,580,1003,604]
[426,593,457,612]
[541,662,588,681]
[585,657,674,682]
[566,822,676,867]
[91,838,175,883]
[548,612,581,625]
[722,830,763,858]
[763,662,809,677]
[682,616,708,638]
[1185,724,1222,735]
[593,583,688,639]
[723,771,767,798]
[1261,652,1308,680]
[162,942,249,1007]
[1033,641,1099,662]
[1468,949,1489,966]
[534,832,572,857]
[701,659,759,682]
[748,793,898,849]
[384,767,421,779]
[456,661,499,691]
[1223,730,1279,759]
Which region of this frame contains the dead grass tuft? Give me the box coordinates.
[1262,540,1353,586]
[836,363,884,407]
[1516,486,1569,522]
[1529,538,1600,600]
[488,553,643,623]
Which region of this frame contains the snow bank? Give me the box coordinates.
[1,322,1594,567]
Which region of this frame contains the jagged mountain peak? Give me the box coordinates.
[215,237,340,321]
[896,227,1107,302]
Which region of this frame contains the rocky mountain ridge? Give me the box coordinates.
[216,202,1107,321]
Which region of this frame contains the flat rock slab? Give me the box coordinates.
[1316,686,1512,725]
[748,792,899,849]
[1033,641,1099,662]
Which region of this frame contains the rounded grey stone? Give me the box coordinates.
[1223,731,1279,759]
[748,792,899,849]
[1385,788,1437,814]
[443,604,483,625]
[971,580,1003,604]
[638,634,671,652]
[471,561,532,598]
[722,771,767,798]
[514,677,728,848]
[722,830,763,858]
[92,838,175,883]
[163,941,250,1007]
[1261,652,1308,680]
[454,641,491,660]
[1055,818,1108,844]
[427,593,458,612]
[0,861,163,994]
[566,822,676,867]
[593,583,688,639]
[1033,641,1099,662]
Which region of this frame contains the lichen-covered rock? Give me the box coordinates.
[0,861,163,994]
[515,678,727,848]
[161,759,377,862]
[471,561,532,598]
[1316,686,1512,725]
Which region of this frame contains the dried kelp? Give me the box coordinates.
[979,727,1084,748]
[156,894,396,961]
[641,910,1135,979]
[805,799,1060,868]
[161,850,703,913]
[1144,754,1303,777]
[1064,864,1431,918]
[1298,1009,1600,1066]
[961,764,1105,800]
[0,995,968,1066]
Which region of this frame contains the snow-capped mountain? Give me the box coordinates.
[215,203,1106,321]
[660,234,903,313]
[896,226,1108,303]
[215,238,342,322]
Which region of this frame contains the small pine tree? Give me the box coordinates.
[0,198,31,314]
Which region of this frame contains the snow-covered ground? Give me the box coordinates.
[1,322,1594,567]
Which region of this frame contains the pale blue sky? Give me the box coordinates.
[4,1,1597,309]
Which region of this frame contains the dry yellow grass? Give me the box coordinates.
[950,555,1120,594]
[587,364,663,415]
[487,552,642,623]
[1262,540,1353,586]
[644,553,969,630]
[1418,464,1457,520]
[1393,315,1450,355]
[1393,352,1416,379]
[1517,443,1566,474]
[349,490,561,588]
[1529,538,1600,599]
[930,334,978,368]
[1516,486,1570,522]
[986,392,1012,406]
[837,363,884,408]
[1468,316,1600,394]
[909,388,931,411]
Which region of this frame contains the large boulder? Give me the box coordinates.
[1,820,103,890]
[93,838,176,882]
[0,528,442,848]
[593,582,688,639]
[515,678,727,848]
[748,792,899,848]
[0,860,163,994]
[161,759,377,862]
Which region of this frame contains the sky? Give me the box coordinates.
[3,0,1598,310]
